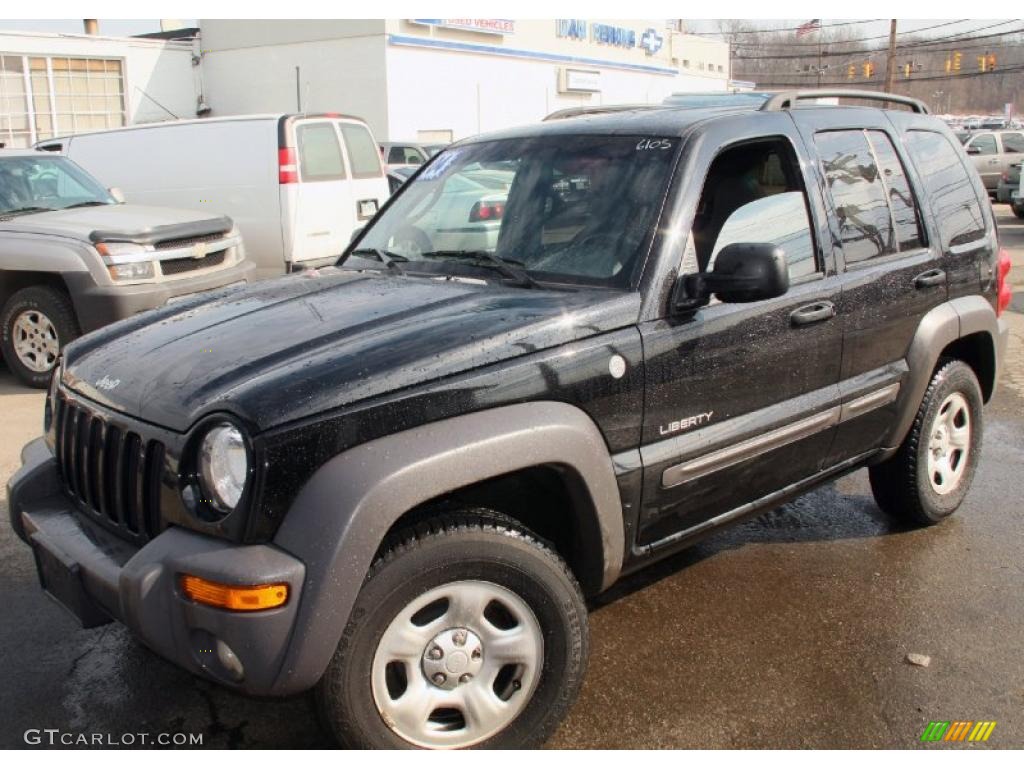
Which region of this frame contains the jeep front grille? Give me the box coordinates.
[54,396,165,544]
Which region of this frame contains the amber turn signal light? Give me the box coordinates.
[180,574,288,612]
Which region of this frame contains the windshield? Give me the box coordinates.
[347,134,678,288]
[0,155,113,215]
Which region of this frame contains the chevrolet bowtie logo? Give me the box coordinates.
[192,242,208,259]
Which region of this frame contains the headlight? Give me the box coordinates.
[198,423,249,512]
[107,261,155,281]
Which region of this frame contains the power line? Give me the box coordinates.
[732,18,980,48]
[753,62,1024,88]
[689,18,882,36]
[732,24,1024,60]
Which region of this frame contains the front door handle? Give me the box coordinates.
[914,268,946,288]
[790,301,836,326]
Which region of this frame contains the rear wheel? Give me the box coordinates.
[869,360,983,525]
[1,286,78,388]
[316,510,589,749]
[1012,202,1024,219]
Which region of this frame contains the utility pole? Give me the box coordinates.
[884,19,897,92]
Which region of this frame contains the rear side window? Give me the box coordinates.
[296,123,346,181]
[815,130,895,264]
[865,130,923,252]
[904,131,986,249]
[1002,133,1024,153]
[340,123,383,178]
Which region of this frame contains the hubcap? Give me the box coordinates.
[12,310,59,373]
[371,580,543,749]
[926,392,971,495]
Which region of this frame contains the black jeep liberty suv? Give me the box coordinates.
[8,90,1012,748]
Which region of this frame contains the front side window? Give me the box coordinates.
[340,123,384,178]
[296,123,346,181]
[350,134,678,288]
[690,138,818,282]
[0,154,112,214]
[816,130,895,264]
[904,130,986,249]
[967,134,997,155]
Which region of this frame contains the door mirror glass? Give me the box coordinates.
[673,242,790,310]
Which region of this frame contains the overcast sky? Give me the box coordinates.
[0,18,1012,39]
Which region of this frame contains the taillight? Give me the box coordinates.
[279,147,298,184]
[997,248,1012,317]
[469,200,505,222]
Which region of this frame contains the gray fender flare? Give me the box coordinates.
[269,401,624,694]
[885,295,1000,451]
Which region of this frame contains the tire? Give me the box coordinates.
[0,285,79,388]
[869,360,984,526]
[1012,203,1024,219]
[316,509,589,749]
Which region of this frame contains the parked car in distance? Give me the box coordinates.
[379,141,432,171]
[9,90,1011,747]
[386,165,417,196]
[996,161,1020,204]
[36,114,389,279]
[962,129,1024,195]
[0,149,254,387]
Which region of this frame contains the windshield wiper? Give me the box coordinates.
[421,250,540,289]
[349,247,408,276]
[1,206,54,217]
[62,201,109,209]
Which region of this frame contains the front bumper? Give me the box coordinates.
[8,437,305,695]
[66,259,257,333]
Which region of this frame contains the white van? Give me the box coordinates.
[37,114,389,279]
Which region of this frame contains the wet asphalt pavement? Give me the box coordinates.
[1,206,1022,749]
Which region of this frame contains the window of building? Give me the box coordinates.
[297,123,346,181]
[815,130,896,264]
[904,130,986,249]
[340,123,384,178]
[691,137,819,282]
[865,130,923,251]
[0,53,125,147]
[1001,132,1024,153]
[682,59,690,68]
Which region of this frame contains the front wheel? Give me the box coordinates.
[316,510,589,749]
[1,286,79,388]
[869,360,983,525]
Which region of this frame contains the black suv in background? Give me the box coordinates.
[9,90,1011,748]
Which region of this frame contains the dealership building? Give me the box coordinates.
[1,20,733,148]
[199,19,733,143]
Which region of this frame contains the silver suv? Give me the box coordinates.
[1,150,255,387]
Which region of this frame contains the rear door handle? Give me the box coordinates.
[914,268,946,288]
[790,301,836,326]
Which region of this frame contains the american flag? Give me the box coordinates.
[796,19,821,38]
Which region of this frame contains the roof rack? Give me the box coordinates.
[542,104,658,121]
[760,89,930,114]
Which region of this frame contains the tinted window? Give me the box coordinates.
[904,130,986,249]
[297,123,346,181]
[340,123,383,178]
[1002,133,1024,153]
[968,134,997,155]
[815,130,895,264]
[865,130,923,251]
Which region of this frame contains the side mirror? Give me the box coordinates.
[965,145,981,155]
[349,226,364,244]
[673,242,790,311]
[108,187,126,203]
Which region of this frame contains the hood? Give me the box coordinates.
[62,268,640,432]
[0,204,230,243]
